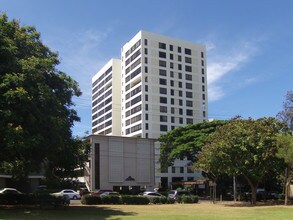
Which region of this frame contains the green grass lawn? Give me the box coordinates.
[1,202,293,220]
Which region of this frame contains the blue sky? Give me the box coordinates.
[1,0,292,136]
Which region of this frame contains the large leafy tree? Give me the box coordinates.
[276,134,293,205]
[0,13,87,181]
[159,120,226,169]
[278,91,293,131]
[196,117,286,204]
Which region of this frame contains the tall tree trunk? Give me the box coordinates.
[233,175,237,203]
[285,167,289,205]
[244,176,258,205]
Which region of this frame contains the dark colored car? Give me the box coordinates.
[91,189,113,196]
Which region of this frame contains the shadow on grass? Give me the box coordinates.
[0,205,137,220]
[222,200,286,207]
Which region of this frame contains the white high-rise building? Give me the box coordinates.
[92,59,122,136]
[91,31,207,188]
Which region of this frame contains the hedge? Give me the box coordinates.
[81,194,198,205]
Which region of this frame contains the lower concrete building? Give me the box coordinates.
[86,135,157,193]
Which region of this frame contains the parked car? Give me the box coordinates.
[0,188,22,194]
[91,189,113,196]
[139,191,166,198]
[52,189,81,200]
[100,191,120,197]
[168,190,191,201]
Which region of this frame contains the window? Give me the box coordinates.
[145,113,148,120]
[186,74,192,81]
[186,82,192,89]
[160,106,168,113]
[178,55,182,62]
[186,109,193,116]
[170,80,174,87]
[145,85,148,92]
[179,90,182,97]
[145,48,148,54]
[185,57,192,63]
[159,42,166,49]
[202,68,205,75]
[145,94,148,101]
[202,85,205,92]
[170,71,174,78]
[160,87,167,94]
[160,97,167,104]
[203,111,206,117]
[159,78,167,85]
[178,64,182,70]
[179,99,183,106]
[160,124,168,131]
[201,60,204,66]
[201,51,204,58]
[145,104,148,110]
[146,123,149,130]
[169,45,173,51]
[172,167,176,173]
[159,60,166,67]
[171,98,174,105]
[145,57,148,64]
[159,51,166,58]
[178,46,181,53]
[179,108,183,115]
[185,48,191,55]
[171,107,175,114]
[202,94,206,100]
[170,62,174,69]
[185,65,192,72]
[186,100,193,107]
[160,115,168,122]
[178,72,182,79]
[178,81,182,88]
[187,167,194,173]
[180,167,184,173]
[145,66,148,73]
[187,118,193,124]
[161,167,168,173]
[144,39,148,45]
[179,118,183,124]
[202,77,205,83]
[159,69,167,76]
[171,117,175,123]
[186,91,193,98]
[170,54,174,60]
[170,89,174,95]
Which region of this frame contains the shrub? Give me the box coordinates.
[121,195,149,205]
[181,195,193,203]
[148,196,167,204]
[81,194,102,205]
[191,195,199,203]
[180,195,199,204]
[0,193,34,205]
[166,197,175,204]
[101,195,122,204]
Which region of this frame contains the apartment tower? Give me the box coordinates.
[92,31,207,188]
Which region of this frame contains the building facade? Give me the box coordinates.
[86,135,156,193]
[91,31,207,189]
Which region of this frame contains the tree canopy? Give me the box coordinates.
[278,91,293,131]
[159,120,226,169]
[195,117,286,204]
[0,13,88,180]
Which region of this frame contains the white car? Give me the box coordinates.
[53,189,80,200]
[0,188,22,194]
[140,191,166,198]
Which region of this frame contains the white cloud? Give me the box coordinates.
[207,41,259,102]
